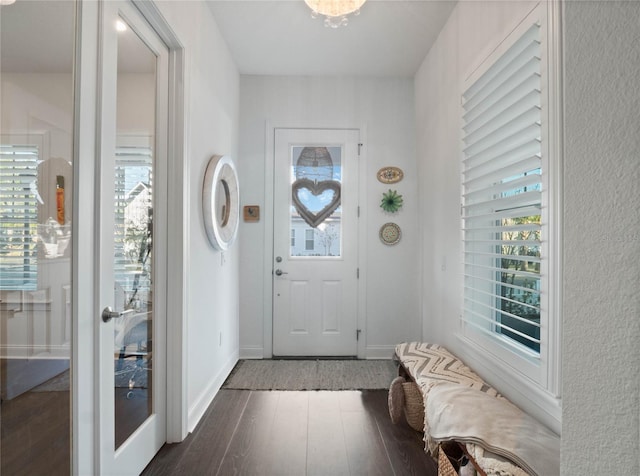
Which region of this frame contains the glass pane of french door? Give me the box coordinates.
[0,1,76,474]
[113,13,156,449]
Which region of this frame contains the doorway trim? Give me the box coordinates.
[131,0,188,445]
[262,123,368,359]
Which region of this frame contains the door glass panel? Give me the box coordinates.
[290,146,342,257]
[0,1,75,474]
[113,15,156,448]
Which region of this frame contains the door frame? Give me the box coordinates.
[130,0,188,446]
[263,124,368,359]
[73,1,186,474]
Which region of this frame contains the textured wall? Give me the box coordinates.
[561,2,640,473]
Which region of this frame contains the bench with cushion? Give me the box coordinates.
[390,342,560,476]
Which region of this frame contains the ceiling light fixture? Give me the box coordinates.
[0,0,17,6]
[304,0,367,28]
[116,19,128,32]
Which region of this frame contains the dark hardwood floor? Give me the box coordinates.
[143,390,437,476]
[0,389,70,476]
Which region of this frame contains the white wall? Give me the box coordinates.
[415,0,542,411]
[116,73,154,135]
[238,76,421,359]
[1,73,74,160]
[155,1,240,431]
[561,2,640,474]
[415,0,640,473]
[415,0,541,352]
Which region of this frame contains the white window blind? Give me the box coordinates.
[461,23,542,358]
[114,146,153,308]
[0,145,39,290]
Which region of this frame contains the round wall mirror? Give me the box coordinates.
[203,155,239,251]
[215,177,231,228]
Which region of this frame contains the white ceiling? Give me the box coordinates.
[0,0,456,77]
[206,0,456,77]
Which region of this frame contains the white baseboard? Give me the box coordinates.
[187,349,238,433]
[365,345,396,360]
[238,345,395,360]
[239,346,264,359]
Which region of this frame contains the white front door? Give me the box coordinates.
[97,1,168,473]
[273,128,360,356]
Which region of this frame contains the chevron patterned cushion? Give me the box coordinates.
[394,342,500,398]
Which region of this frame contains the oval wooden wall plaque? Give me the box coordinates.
[377,166,404,184]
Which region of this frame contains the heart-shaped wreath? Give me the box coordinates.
[291,178,341,228]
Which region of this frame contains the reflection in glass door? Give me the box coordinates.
[112,13,157,449]
[0,1,75,474]
[113,139,154,447]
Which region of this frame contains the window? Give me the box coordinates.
[0,144,39,290]
[114,144,153,308]
[305,229,314,251]
[289,145,343,258]
[291,229,295,247]
[460,4,560,395]
[462,21,542,357]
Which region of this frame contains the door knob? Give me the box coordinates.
[102,306,135,323]
[274,269,288,276]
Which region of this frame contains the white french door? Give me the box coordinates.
[273,128,360,356]
[97,1,168,473]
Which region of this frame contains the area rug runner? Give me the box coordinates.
[222,359,398,390]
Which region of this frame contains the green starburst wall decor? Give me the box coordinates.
[380,189,403,213]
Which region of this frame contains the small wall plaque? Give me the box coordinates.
[379,222,401,245]
[243,205,260,222]
[377,166,404,184]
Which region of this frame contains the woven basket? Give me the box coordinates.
[388,376,406,424]
[438,446,458,476]
[402,381,425,432]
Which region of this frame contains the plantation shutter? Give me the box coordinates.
[114,146,153,302]
[0,145,39,290]
[461,23,542,357]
